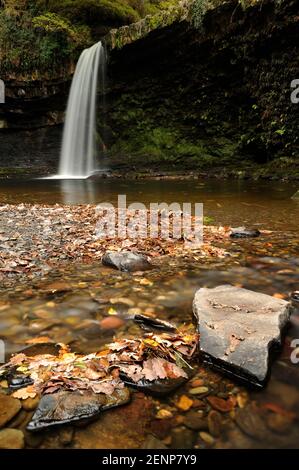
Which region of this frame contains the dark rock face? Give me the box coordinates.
[107,0,299,174]
[102,251,152,272]
[27,388,131,431]
[230,227,261,238]
[193,285,292,387]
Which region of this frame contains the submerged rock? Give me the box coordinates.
[133,314,177,332]
[230,227,261,238]
[193,285,292,387]
[119,374,187,397]
[0,395,22,428]
[0,428,24,449]
[102,251,152,272]
[27,388,131,431]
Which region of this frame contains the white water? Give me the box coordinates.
[57,41,105,179]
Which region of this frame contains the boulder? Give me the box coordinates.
[193,285,292,387]
[102,251,152,272]
[230,227,261,238]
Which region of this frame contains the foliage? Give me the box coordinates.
[190,0,210,31]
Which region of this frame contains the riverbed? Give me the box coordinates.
[0,178,298,449]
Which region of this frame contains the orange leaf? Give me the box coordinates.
[176,395,193,411]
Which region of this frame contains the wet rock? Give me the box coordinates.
[100,316,125,330]
[290,290,299,308]
[22,342,61,357]
[27,388,130,431]
[208,410,222,437]
[189,386,209,396]
[235,404,268,440]
[6,371,34,390]
[170,427,196,449]
[24,429,44,448]
[0,395,22,428]
[0,428,24,449]
[193,285,292,387]
[59,426,75,446]
[133,314,177,332]
[22,396,39,411]
[183,411,208,431]
[120,374,187,397]
[102,251,152,272]
[199,431,215,446]
[265,413,292,434]
[143,435,167,449]
[230,227,261,238]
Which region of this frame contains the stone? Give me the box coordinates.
[102,251,152,272]
[266,413,292,434]
[208,410,222,437]
[230,227,261,238]
[22,396,39,411]
[193,285,292,387]
[0,395,22,428]
[0,429,24,449]
[189,386,209,396]
[133,314,177,332]
[143,435,167,449]
[183,411,208,431]
[170,427,196,449]
[199,431,215,446]
[59,426,75,446]
[100,316,125,330]
[27,388,130,431]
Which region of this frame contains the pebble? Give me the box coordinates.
[266,413,292,434]
[171,427,196,449]
[0,395,22,428]
[199,431,215,446]
[208,410,222,437]
[100,316,125,330]
[0,428,24,449]
[156,409,173,420]
[189,386,209,396]
[59,426,75,446]
[22,396,39,411]
[24,430,44,448]
[207,396,233,412]
[143,435,167,449]
[183,411,208,431]
[190,379,204,388]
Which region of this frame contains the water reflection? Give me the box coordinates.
[60,179,97,204]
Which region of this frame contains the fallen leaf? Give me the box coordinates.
[176,395,193,411]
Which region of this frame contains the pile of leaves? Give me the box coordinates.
[0,330,198,400]
[0,203,228,286]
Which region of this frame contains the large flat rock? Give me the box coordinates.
[193,285,292,387]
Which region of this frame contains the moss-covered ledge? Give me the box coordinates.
[104,0,195,50]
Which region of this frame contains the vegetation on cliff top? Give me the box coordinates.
[0,0,181,76]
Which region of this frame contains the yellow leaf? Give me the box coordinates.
[176,394,193,411]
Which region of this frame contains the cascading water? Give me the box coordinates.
[58,41,105,178]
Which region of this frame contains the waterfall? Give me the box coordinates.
[58,41,105,178]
